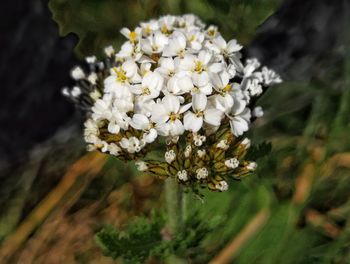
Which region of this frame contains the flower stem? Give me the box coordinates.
[164,178,186,264]
[165,177,183,233]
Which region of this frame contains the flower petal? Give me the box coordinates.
[192,93,207,111]
[151,104,169,123]
[204,108,222,126]
[169,119,185,136]
[162,94,180,113]
[130,114,149,130]
[184,112,203,132]
[229,116,249,136]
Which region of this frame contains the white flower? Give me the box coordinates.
[225,158,239,169]
[184,93,222,132]
[67,15,282,191]
[104,45,115,57]
[196,167,208,179]
[116,41,143,61]
[120,137,145,153]
[163,31,187,57]
[215,180,228,191]
[143,128,157,143]
[186,30,205,50]
[108,109,131,134]
[247,161,257,171]
[197,149,206,158]
[151,94,191,136]
[242,77,263,96]
[91,98,112,121]
[141,31,168,55]
[120,27,142,42]
[193,133,206,146]
[211,71,235,113]
[87,73,98,85]
[134,98,155,117]
[108,143,121,156]
[156,57,179,78]
[166,73,193,95]
[217,139,229,150]
[71,66,85,80]
[84,119,100,144]
[130,114,158,143]
[209,35,242,57]
[243,58,261,78]
[227,99,251,137]
[100,141,109,153]
[191,73,212,95]
[178,14,199,29]
[252,106,264,118]
[179,50,222,78]
[104,60,141,97]
[184,145,192,157]
[206,25,218,38]
[135,160,148,171]
[165,150,176,163]
[140,20,159,36]
[177,170,188,181]
[71,86,82,97]
[85,56,96,64]
[261,67,282,85]
[240,138,251,149]
[159,15,176,34]
[130,71,164,100]
[140,63,152,76]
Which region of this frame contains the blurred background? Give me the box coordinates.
[0,0,350,263]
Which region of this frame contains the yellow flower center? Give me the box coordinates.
[129,31,138,42]
[161,25,172,35]
[208,29,216,37]
[162,25,169,34]
[169,112,180,121]
[223,84,232,92]
[192,87,200,93]
[152,45,159,52]
[195,111,204,117]
[142,87,151,95]
[113,67,128,83]
[194,61,204,73]
[189,35,196,42]
[177,49,185,58]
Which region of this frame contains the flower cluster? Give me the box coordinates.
[63,14,281,192]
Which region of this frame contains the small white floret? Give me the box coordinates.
[224,158,239,169]
[135,161,148,171]
[177,170,188,181]
[165,150,176,163]
[215,180,228,191]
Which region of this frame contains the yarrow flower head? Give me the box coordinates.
[63,14,281,193]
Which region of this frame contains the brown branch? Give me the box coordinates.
[292,162,316,205]
[0,151,107,261]
[306,209,341,238]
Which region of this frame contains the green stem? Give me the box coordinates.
[164,178,186,264]
[165,178,183,233]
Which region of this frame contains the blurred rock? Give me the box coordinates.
[0,0,80,171]
[246,0,344,81]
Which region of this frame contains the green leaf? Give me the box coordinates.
[95,213,165,263]
[48,0,281,56]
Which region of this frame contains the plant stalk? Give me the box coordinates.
[165,177,183,233]
[164,178,186,264]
